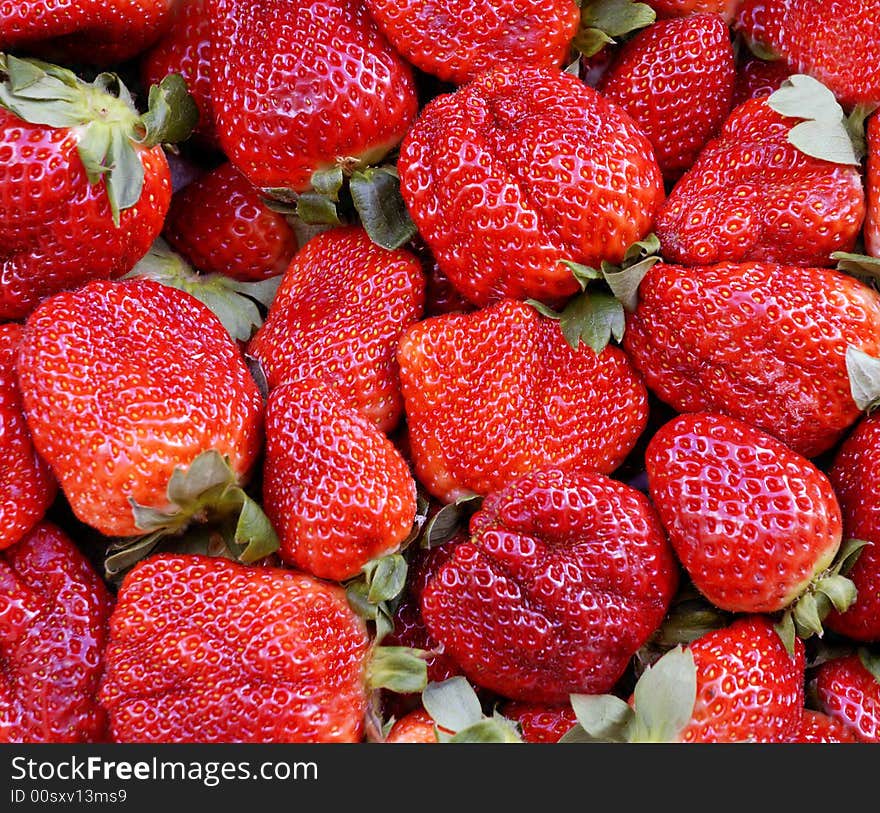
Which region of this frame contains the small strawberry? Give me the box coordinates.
[814,651,880,743]
[1,522,112,743]
[398,65,664,307]
[732,56,791,106]
[623,261,880,457]
[421,467,679,703]
[364,0,580,85]
[98,554,371,743]
[501,702,579,743]
[248,226,425,433]
[867,114,879,258]
[397,299,648,503]
[598,13,736,181]
[384,709,439,743]
[787,710,860,743]
[646,0,740,22]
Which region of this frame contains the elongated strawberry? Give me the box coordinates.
[397,300,648,503]
[99,554,371,743]
[867,114,880,257]
[1,522,112,743]
[623,261,880,457]
[421,467,678,703]
[248,226,425,433]
[599,13,736,181]
[787,710,860,743]
[814,652,880,742]
[398,65,664,307]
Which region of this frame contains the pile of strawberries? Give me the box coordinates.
[2,0,880,745]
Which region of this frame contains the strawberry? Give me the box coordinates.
[397,65,664,307]
[623,261,880,457]
[646,1,740,22]
[16,278,264,543]
[262,378,417,582]
[867,114,879,257]
[0,0,175,66]
[645,413,849,640]
[814,652,880,742]
[384,708,439,743]
[734,0,880,109]
[211,0,418,195]
[787,710,860,743]
[163,162,299,283]
[98,554,371,743]
[501,702,579,743]
[397,300,648,503]
[0,324,56,550]
[653,94,865,267]
[598,13,736,181]
[1,522,112,743]
[420,466,679,703]
[363,0,580,85]
[732,57,791,106]
[248,226,425,433]
[0,55,196,321]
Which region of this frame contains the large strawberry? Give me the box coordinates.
[598,13,736,181]
[0,54,195,320]
[1,522,112,743]
[0,323,55,550]
[623,261,880,457]
[813,652,880,743]
[420,466,679,703]
[867,114,879,257]
[398,65,664,307]
[397,299,648,503]
[363,0,580,85]
[248,226,425,433]
[99,554,371,743]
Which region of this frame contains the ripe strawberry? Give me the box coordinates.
[623,261,880,457]
[211,0,418,194]
[262,378,417,582]
[163,162,299,283]
[16,278,264,540]
[787,710,860,743]
[420,466,679,703]
[867,114,879,257]
[248,226,425,433]
[384,709,439,743]
[646,0,740,22]
[99,554,371,743]
[732,57,791,106]
[502,702,578,743]
[398,65,664,307]
[1,522,112,743]
[598,13,736,181]
[735,0,880,108]
[814,652,880,742]
[0,324,56,550]
[397,300,648,503]
[363,0,580,85]
[654,96,865,267]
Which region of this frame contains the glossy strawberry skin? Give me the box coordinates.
[732,57,792,106]
[0,110,172,321]
[397,300,649,503]
[212,0,418,193]
[364,0,580,85]
[814,654,880,742]
[249,227,425,433]
[398,66,664,307]
[99,554,370,743]
[421,467,679,703]
[647,0,740,21]
[682,616,805,743]
[654,97,865,267]
[599,13,736,181]
[16,278,263,538]
[624,261,880,458]
[502,702,578,743]
[0,324,56,550]
[646,413,842,613]
[0,522,112,743]
[787,710,860,743]
[163,163,298,282]
[867,114,879,257]
[262,378,417,582]
[384,709,439,743]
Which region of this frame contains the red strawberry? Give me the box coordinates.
[384,708,439,743]
[732,57,791,106]
[623,261,880,457]
[654,96,865,267]
[398,65,664,307]
[0,324,55,550]
[646,0,740,22]
[502,702,578,743]
[163,162,299,283]
[867,114,880,257]
[397,299,648,503]
[262,378,417,582]
[1,522,112,743]
[599,13,736,181]
[211,0,418,194]
[16,278,264,540]
[735,0,880,108]
[0,0,175,65]
[99,554,371,743]
[363,0,580,85]
[248,226,425,433]
[814,652,880,742]
[420,466,679,703]
[787,710,860,743]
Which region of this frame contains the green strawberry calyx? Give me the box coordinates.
[573,0,656,58]
[845,346,880,413]
[346,552,410,644]
[419,492,483,550]
[422,677,522,743]
[0,53,198,226]
[366,645,430,694]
